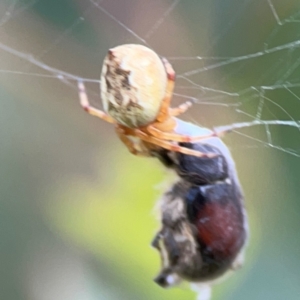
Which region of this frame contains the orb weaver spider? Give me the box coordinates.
[78,44,223,157]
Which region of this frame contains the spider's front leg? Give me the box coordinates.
[156,58,193,120]
[133,129,216,158]
[78,81,115,123]
[156,57,176,123]
[146,124,218,143]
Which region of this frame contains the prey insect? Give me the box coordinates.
[78,44,227,158]
[151,133,248,300]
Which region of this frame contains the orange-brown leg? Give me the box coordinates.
[133,129,217,158]
[170,101,193,117]
[78,81,115,123]
[156,57,176,123]
[146,124,218,143]
[115,127,151,157]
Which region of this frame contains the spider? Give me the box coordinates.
[78,44,224,157]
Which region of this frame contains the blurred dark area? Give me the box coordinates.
[1,0,300,299]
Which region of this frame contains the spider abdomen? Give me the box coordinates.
[101,44,167,128]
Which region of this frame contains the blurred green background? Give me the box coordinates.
[1,0,300,299]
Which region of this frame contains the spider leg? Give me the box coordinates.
[134,129,216,158]
[115,127,151,157]
[147,124,218,143]
[78,81,115,123]
[156,58,175,123]
[170,101,193,117]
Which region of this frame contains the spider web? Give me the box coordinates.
[1,0,300,158]
[1,2,300,300]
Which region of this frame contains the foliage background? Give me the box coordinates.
[1,0,300,299]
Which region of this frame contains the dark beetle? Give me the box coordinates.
[151,122,248,291]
